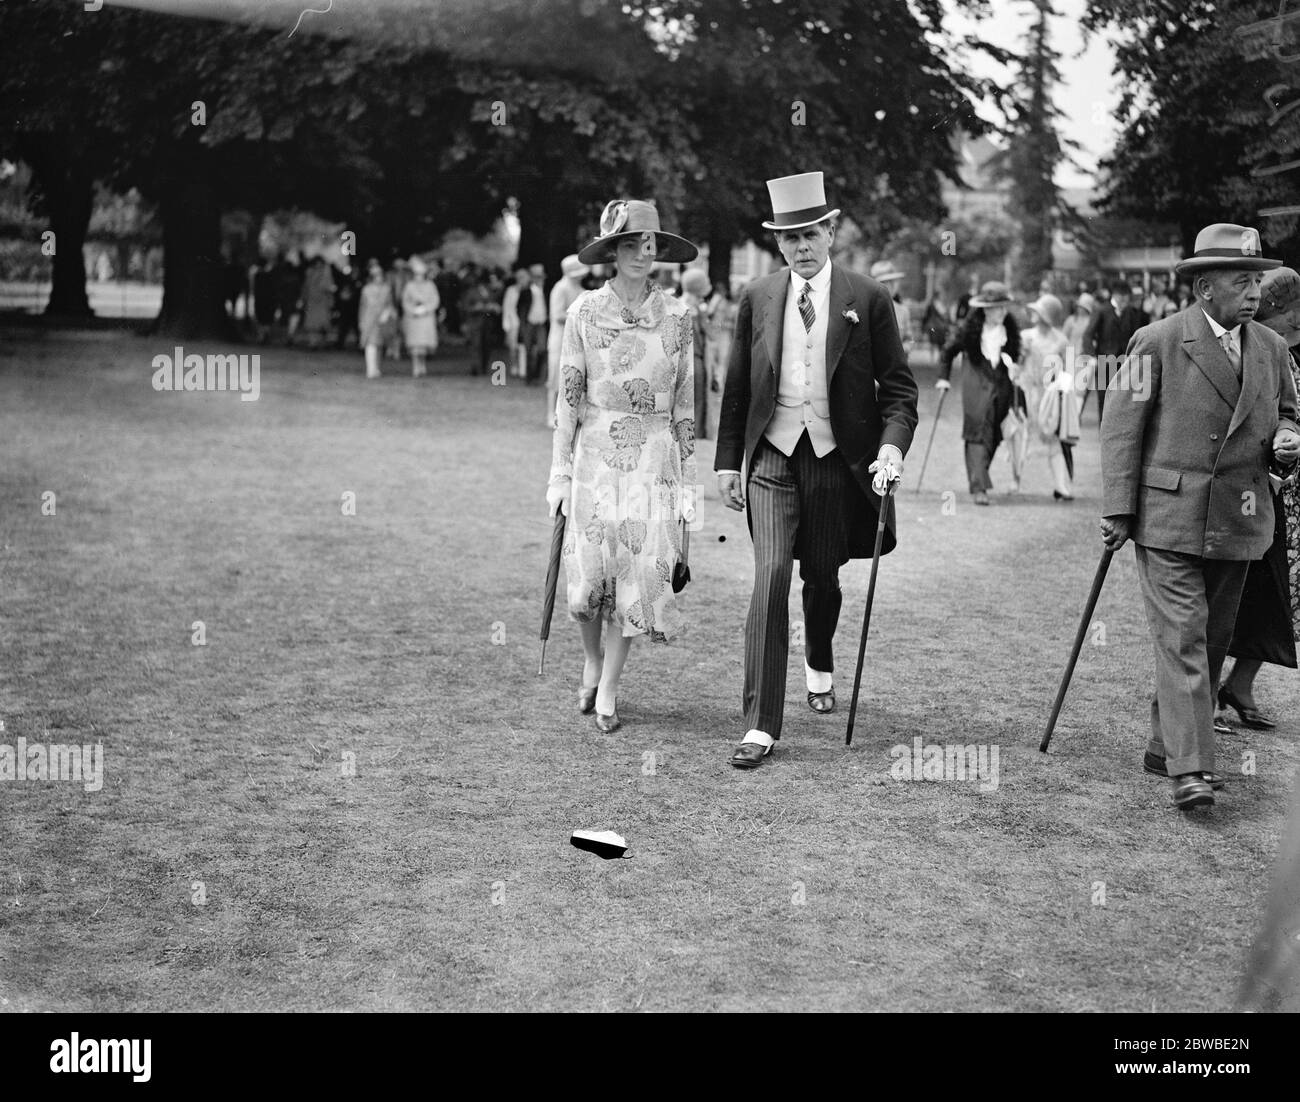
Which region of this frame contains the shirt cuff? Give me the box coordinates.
[716,469,741,476]
[877,445,903,465]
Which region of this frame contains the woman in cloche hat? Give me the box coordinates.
[401,255,440,378]
[1020,293,1081,500]
[937,280,1021,504]
[546,199,699,733]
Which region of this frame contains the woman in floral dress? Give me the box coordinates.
[547,199,699,732]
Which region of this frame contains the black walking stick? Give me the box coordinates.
[1039,547,1115,752]
[845,480,897,746]
[914,385,949,494]
[538,509,567,676]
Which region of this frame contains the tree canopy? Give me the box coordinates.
[1083,0,1300,264]
[2,0,1010,334]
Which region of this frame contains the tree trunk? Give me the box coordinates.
[23,139,95,317]
[707,228,732,290]
[515,186,574,280]
[153,143,234,340]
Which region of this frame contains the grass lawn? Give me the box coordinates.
[1,330,1297,1012]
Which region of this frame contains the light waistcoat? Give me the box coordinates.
[766,262,836,456]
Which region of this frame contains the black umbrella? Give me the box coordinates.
[538,509,567,676]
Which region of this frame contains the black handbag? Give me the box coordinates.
[671,524,691,593]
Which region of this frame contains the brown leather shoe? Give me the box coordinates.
[807,690,835,714]
[1172,772,1215,810]
[729,742,772,769]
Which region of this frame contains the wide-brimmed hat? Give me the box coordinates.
[560,254,590,279]
[762,171,841,231]
[969,281,1013,308]
[577,199,698,266]
[1175,223,1281,274]
[1026,293,1064,328]
[1074,292,1096,314]
[1256,266,1300,323]
[870,260,906,284]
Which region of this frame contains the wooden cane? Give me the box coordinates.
[914,386,948,494]
[1039,547,1115,752]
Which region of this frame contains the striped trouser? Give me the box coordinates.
[743,432,853,740]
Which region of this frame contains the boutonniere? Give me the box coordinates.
[842,308,859,325]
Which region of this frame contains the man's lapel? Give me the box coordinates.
[1182,306,1240,414]
[1228,320,1266,437]
[762,273,788,380]
[826,264,854,382]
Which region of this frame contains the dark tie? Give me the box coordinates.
[798,282,815,331]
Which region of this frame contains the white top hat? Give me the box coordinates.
[762,172,841,231]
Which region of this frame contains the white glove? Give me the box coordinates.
[868,449,903,496]
[546,482,570,518]
[681,484,698,526]
[935,379,951,391]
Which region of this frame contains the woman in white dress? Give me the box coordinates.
[1017,294,1080,500]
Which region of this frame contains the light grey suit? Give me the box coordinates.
[1102,305,1299,775]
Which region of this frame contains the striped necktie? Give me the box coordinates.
[1220,331,1242,378]
[798,282,815,331]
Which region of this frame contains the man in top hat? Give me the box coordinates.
[1101,223,1300,810]
[546,253,590,427]
[716,171,918,769]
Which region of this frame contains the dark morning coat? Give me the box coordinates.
[714,263,919,558]
[1101,304,1300,560]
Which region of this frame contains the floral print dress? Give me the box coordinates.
[549,282,696,642]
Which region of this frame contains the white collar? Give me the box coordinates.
[789,261,832,296]
[1201,308,1241,341]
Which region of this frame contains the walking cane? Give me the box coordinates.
[845,480,897,746]
[914,386,948,494]
[538,509,567,676]
[1039,547,1114,752]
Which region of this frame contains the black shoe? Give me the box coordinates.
[1218,686,1276,729]
[1143,751,1226,789]
[729,742,772,769]
[807,689,835,714]
[1053,490,1075,501]
[1172,772,1215,810]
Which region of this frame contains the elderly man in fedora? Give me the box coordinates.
[1101,223,1300,810]
[715,171,918,769]
[870,259,911,354]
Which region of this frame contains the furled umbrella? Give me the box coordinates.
[538,509,567,676]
